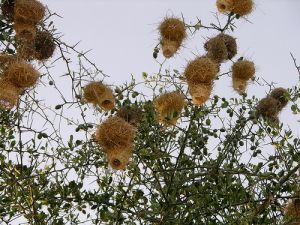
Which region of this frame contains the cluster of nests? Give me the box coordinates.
[1,0,56,61]
[0,0,56,110]
[90,0,286,170]
[83,81,185,169]
[83,82,142,170]
[159,0,254,58]
[158,16,255,105]
[284,192,300,224]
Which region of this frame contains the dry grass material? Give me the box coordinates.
[220,34,237,60]
[205,35,228,63]
[232,60,255,80]
[14,22,36,41]
[154,92,185,126]
[232,77,247,94]
[116,106,143,127]
[95,116,135,151]
[0,54,18,70]
[159,17,186,43]
[232,0,254,16]
[184,56,218,85]
[34,30,56,61]
[284,197,300,225]
[106,147,132,170]
[270,87,289,109]
[216,0,234,13]
[256,96,281,122]
[5,61,39,89]
[14,0,45,24]
[1,0,15,21]
[0,79,20,110]
[83,81,115,111]
[16,40,35,60]
[161,39,180,58]
[189,83,213,106]
[205,34,237,63]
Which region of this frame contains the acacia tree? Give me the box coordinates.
[0,0,300,224]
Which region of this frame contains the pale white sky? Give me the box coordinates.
[4,1,300,224]
[41,0,300,133]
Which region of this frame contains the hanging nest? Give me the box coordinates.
[189,83,213,106]
[256,96,281,123]
[106,147,133,170]
[83,81,115,111]
[205,33,237,63]
[34,30,56,61]
[14,0,45,24]
[205,35,228,63]
[216,0,234,13]
[270,87,289,109]
[184,56,218,85]
[0,79,20,110]
[116,106,143,127]
[161,39,181,58]
[159,17,186,43]
[95,116,136,151]
[154,92,185,126]
[14,22,36,42]
[231,0,254,16]
[159,17,186,58]
[232,59,255,80]
[1,0,15,21]
[4,61,39,89]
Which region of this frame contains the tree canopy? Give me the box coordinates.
[0,0,300,224]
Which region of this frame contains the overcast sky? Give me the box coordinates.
[5,1,300,223]
[40,0,300,134]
